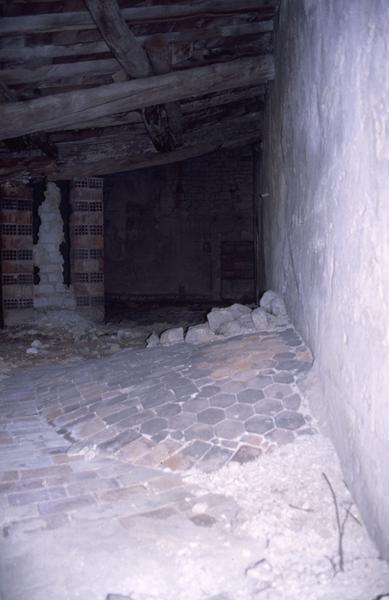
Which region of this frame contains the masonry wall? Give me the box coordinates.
[0,180,34,325]
[262,0,389,555]
[104,146,256,304]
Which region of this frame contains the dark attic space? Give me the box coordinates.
[0,2,388,600]
[104,146,259,315]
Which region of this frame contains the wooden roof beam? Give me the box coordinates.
[42,85,266,133]
[0,55,274,141]
[0,81,58,159]
[0,111,263,180]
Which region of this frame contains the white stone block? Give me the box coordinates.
[160,327,184,346]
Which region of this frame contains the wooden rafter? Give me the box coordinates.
[83,0,152,78]
[84,0,183,152]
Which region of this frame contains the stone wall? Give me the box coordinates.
[104,146,256,304]
[33,182,75,310]
[262,0,389,555]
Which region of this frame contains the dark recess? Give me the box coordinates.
[32,178,46,245]
[56,180,72,286]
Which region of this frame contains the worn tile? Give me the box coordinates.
[197,408,225,425]
[245,415,275,435]
[197,446,233,473]
[225,403,254,421]
[275,410,306,430]
[237,389,265,404]
[210,393,236,408]
[214,420,245,440]
[232,445,262,464]
[254,398,283,416]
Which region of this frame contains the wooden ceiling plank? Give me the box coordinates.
[0,2,277,36]
[0,21,273,65]
[1,58,122,85]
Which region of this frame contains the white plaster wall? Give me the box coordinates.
[262,0,389,555]
[33,182,75,309]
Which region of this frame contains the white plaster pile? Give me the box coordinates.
[178,434,389,600]
[147,290,289,348]
[0,307,200,378]
[29,434,389,600]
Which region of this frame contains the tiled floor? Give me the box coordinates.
[0,325,315,600]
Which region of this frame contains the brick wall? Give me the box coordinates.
[70,177,104,321]
[0,180,34,325]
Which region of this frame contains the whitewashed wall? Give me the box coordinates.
[262,0,389,555]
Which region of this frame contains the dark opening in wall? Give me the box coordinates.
[103,145,258,314]
[32,179,45,245]
[56,180,71,287]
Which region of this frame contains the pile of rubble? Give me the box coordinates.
[0,309,170,379]
[147,290,289,348]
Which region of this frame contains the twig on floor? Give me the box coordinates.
[345,505,362,526]
[322,471,350,573]
[372,594,389,599]
[324,554,337,576]
[288,503,314,513]
[245,558,266,576]
[254,582,272,595]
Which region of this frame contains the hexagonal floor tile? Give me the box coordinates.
[245,415,274,434]
[169,412,197,430]
[237,389,265,404]
[198,407,225,425]
[197,385,220,398]
[184,397,210,413]
[197,446,233,472]
[215,419,245,440]
[184,423,215,442]
[254,398,283,416]
[275,410,305,430]
[245,375,273,389]
[232,444,262,464]
[266,429,295,445]
[210,393,236,408]
[182,440,211,460]
[264,383,293,399]
[283,393,301,411]
[225,403,254,421]
[273,372,294,384]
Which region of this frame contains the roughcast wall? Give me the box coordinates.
[262,0,389,554]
